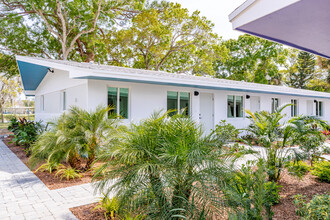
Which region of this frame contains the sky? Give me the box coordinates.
[170,0,246,40]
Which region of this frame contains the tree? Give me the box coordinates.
[214,34,287,83]
[0,74,21,123]
[0,0,144,62]
[0,54,19,77]
[287,51,316,89]
[101,2,227,75]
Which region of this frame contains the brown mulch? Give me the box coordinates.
[1,134,94,190]
[272,169,330,220]
[0,128,13,136]
[70,203,107,220]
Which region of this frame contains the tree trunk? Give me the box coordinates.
[68,151,82,170]
[85,154,95,171]
[0,102,4,123]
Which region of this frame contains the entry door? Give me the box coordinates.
[250,96,260,113]
[199,93,214,132]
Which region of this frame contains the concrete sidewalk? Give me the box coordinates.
[0,140,101,220]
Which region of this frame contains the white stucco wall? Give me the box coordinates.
[85,79,330,131]
[34,69,88,122]
[33,74,330,131]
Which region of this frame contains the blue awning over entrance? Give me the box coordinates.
[16,60,49,92]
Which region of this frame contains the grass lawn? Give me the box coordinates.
[0,123,9,129]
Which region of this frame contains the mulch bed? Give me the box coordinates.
[70,169,329,220]
[1,133,94,190]
[70,203,107,220]
[272,169,330,220]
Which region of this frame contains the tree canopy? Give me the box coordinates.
[214,34,287,84]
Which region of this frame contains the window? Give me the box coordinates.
[227,95,243,118]
[315,100,323,117]
[40,95,44,112]
[291,99,298,117]
[271,98,279,113]
[167,91,190,116]
[62,91,66,111]
[107,87,129,119]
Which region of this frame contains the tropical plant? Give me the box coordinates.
[288,115,327,166]
[121,213,145,220]
[293,194,330,220]
[93,111,238,219]
[9,117,45,156]
[311,161,330,183]
[35,160,63,173]
[55,167,82,181]
[29,106,119,171]
[95,195,120,220]
[224,159,281,220]
[213,120,240,145]
[245,105,299,181]
[285,161,310,179]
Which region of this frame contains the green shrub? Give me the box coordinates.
[225,160,280,219]
[9,117,45,156]
[35,160,63,173]
[55,167,82,181]
[285,161,310,179]
[265,181,282,205]
[95,195,120,219]
[293,194,330,220]
[311,161,330,183]
[213,120,239,145]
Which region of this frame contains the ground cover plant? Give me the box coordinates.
[293,193,330,220]
[311,161,330,183]
[285,161,310,179]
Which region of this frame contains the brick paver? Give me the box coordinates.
[0,140,103,220]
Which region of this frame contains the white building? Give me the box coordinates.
[16,56,330,131]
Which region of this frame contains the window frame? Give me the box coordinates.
[107,86,130,119]
[61,90,66,111]
[271,98,279,113]
[227,95,244,118]
[167,91,191,116]
[40,95,44,112]
[315,100,323,117]
[290,99,298,117]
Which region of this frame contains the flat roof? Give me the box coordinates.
[16,55,330,99]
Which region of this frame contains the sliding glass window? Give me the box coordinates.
[108,87,129,119]
[271,98,279,113]
[291,99,298,117]
[315,100,323,117]
[227,95,243,118]
[167,91,190,116]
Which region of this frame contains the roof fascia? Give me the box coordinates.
[229,0,300,29]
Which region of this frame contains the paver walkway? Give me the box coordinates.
[0,140,102,220]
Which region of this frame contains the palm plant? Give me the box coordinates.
[288,115,327,166]
[245,104,298,181]
[93,111,237,219]
[29,106,119,171]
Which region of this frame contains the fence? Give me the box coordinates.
[2,107,35,122]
